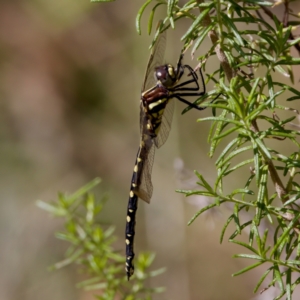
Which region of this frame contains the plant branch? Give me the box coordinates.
[196,0,235,81]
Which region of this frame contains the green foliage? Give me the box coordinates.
[135,0,300,299]
[37,178,165,300]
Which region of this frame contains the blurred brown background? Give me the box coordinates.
[1,1,300,300]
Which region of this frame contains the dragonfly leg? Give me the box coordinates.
[172,94,207,110]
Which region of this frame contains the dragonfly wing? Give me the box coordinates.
[135,137,155,203]
[142,30,167,92]
[154,98,175,148]
[141,30,174,149]
[136,29,167,202]
[140,30,167,136]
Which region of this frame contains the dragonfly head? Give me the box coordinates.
[155,64,179,87]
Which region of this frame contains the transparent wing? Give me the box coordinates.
[154,98,174,148]
[140,30,167,136]
[135,137,155,203]
[142,29,174,149]
[137,29,174,202]
[142,30,167,92]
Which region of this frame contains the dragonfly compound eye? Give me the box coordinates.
[155,65,175,87]
[155,65,168,80]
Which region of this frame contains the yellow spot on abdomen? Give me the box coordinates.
[125,239,130,245]
[127,216,131,222]
[130,190,134,198]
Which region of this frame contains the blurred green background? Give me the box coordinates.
[1,1,300,300]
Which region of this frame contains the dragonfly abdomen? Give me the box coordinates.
[125,186,138,279]
[125,140,153,280]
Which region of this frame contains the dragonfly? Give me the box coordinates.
[125,29,207,280]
